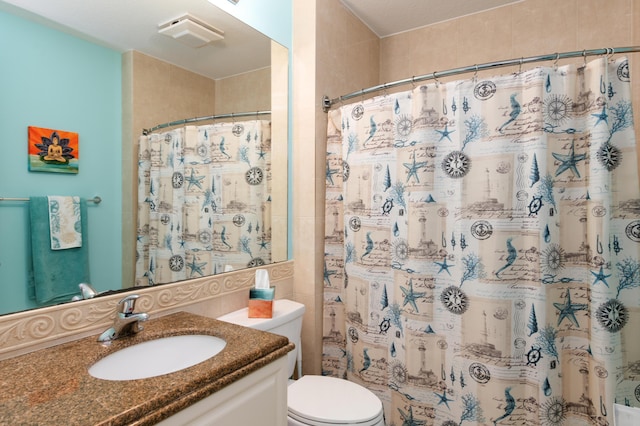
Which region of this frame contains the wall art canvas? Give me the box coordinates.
[28,126,79,174]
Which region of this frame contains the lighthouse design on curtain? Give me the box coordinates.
[323,57,640,425]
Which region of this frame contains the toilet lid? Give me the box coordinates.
[288,376,383,425]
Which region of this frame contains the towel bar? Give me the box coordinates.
[0,196,102,204]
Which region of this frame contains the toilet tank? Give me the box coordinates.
[217,299,305,378]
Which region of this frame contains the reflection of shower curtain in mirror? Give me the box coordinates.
[136,120,272,285]
[323,58,640,425]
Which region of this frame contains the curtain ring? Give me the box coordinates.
[553,53,560,71]
[382,83,389,97]
[433,71,440,87]
[473,65,479,82]
[606,47,615,62]
[582,49,587,67]
[519,57,524,74]
[411,76,416,89]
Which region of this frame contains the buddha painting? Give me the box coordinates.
[29,126,79,174]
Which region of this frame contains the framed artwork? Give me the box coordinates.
[28,126,79,174]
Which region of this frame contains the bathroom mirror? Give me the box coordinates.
[0,0,288,314]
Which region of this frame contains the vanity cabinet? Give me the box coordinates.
[157,355,288,426]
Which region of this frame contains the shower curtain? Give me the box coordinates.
[136,119,272,286]
[323,57,640,425]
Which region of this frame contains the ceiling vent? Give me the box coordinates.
[158,14,224,48]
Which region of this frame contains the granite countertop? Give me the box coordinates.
[0,311,293,425]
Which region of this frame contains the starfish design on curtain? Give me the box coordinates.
[185,168,205,190]
[552,140,586,178]
[436,124,455,142]
[401,278,426,312]
[324,259,337,286]
[403,151,428,183]
[257,147,267,159]
[398,406,426,426]
[591,266,612,287]
[186,256,207,277]
[553,290,588,327]
[326,160,339,185]
[434,391,454,409]
[592,106,609,126]
[435,257,454,275]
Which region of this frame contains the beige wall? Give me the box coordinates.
[215,67,271,114]
[293,0,379,375]
[293,0,640,374]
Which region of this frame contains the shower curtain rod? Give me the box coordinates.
[142,110,271,135]
[322,45,640,112]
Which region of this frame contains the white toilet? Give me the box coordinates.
[218,299,385,426]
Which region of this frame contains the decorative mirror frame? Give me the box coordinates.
[0,260,293,360]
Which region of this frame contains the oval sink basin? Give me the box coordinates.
[89,335,226,381]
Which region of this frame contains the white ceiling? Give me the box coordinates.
[341,0,522,37]
[0,0,522,79]
[0,0,271,80]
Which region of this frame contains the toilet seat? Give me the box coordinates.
[288,375,384,425]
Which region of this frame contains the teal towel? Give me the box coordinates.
[28,196,91,304]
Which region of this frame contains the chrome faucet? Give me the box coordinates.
[97,294,149,342]
[71,283,99,301]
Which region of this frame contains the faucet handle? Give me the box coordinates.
[117,294,140,315]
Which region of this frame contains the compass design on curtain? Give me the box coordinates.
[442,150,470,178]
[540,397,567,426]
[596,299,629,332]
[395,114,413,137]
[543,94,573,127]
[168,255,184,272]
[596,142,621,170]
[245,166,264,185]
[441,286,468,314]
[171,172,184,188]
[232,124,244,136]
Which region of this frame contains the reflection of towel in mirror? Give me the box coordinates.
[28,196,91,304]
[48,195,82,250]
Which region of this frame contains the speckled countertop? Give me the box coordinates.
[0,312,293,425]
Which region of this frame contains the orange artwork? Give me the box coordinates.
[28,126,79,174]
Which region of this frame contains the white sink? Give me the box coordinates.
[89,334,227,381]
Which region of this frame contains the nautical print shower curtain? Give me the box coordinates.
[136,119,272,285]
[323,57,640,425]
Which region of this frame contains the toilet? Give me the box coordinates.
[218,299,385,426]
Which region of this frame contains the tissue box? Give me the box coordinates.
[248,287,275,318]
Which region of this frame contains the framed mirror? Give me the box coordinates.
[0,0,288,315]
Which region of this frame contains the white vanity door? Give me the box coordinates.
[158,355,288,426]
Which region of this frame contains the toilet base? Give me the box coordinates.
[288,414,385,426]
